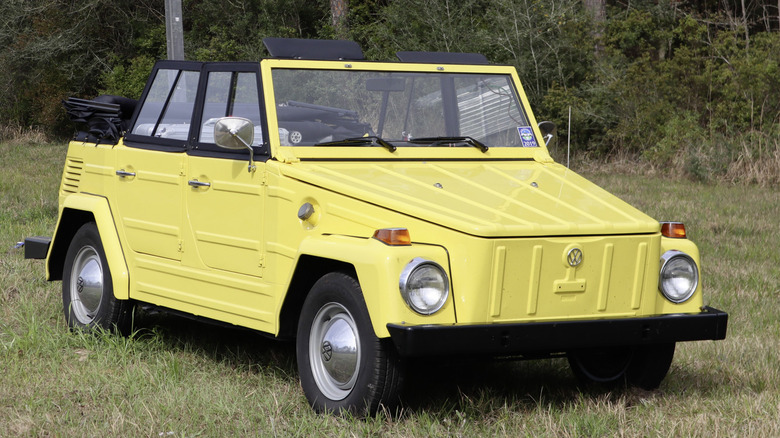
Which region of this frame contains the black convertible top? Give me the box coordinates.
[62,95,138,143]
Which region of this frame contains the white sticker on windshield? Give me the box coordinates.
[518,127,538,147]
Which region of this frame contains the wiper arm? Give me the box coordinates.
[408,136,488,153]
[315,136,397,152]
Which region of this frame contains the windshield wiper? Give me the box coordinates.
[315,136,397,152]
[408,136,488,153]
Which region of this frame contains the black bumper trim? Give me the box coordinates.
[387,306,728,357]
[24,236,51,259]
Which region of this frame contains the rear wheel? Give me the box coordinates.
[296,272,402,416]
[62,222,133,334]
[568,343,675,390]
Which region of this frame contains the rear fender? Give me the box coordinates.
[48,194,129,299]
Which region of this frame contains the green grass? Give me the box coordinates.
[1,141,778,436]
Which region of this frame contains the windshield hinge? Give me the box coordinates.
[534,150,555,164]
[276,149,300,164]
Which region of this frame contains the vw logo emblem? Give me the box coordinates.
[321,341,333,362]
[567,248,583,267]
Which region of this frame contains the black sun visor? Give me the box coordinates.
[263,37,364,61]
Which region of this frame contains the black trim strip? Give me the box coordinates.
[121,140,188,152]
[187,148,271,161]
[295,157,538,162]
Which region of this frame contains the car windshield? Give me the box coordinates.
[270,69,535,148]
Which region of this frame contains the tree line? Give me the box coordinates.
[1,0,778,183]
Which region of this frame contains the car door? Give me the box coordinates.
[115,63,202,262]
[182,63,273,328]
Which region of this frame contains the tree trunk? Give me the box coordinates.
[584,0,606,55]
[741,0,749,50]
[331,0,349,38]
[584,0,606,23]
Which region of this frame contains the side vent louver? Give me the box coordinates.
[62,158,83,193]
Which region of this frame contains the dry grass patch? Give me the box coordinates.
[1,141,778,436]
[0,124,50,145]
[560,136,780,187]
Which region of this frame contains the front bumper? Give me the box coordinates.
[387,306,727,357]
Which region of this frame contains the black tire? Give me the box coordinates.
[568,343,675,390]
[626,343,676,390]
[62,222,133,335]
[296,272,403,416]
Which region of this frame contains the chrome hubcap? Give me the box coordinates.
[69,246,103,323]
[309,302,359,400]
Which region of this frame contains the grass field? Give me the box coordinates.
[1,141,778,436]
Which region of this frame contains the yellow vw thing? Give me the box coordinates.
[26,38,727,415]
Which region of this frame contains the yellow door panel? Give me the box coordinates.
[179,154,268,327]
[185,155,265,277]
[114,146,184,261]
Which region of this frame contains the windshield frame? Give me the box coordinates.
[260,59,551,162]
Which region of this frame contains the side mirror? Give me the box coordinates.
[538,121,556,146]
[215,117,256,172]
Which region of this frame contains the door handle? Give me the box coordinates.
[115,170,136,177]
[188,179,211,188]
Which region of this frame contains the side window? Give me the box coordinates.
[199,71,263,146]
[131,69,200,140]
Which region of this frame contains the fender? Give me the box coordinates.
[49,194,130,300]
[655,236,703,315]
[295,235,456,338]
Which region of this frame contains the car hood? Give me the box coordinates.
[278,160,660,237]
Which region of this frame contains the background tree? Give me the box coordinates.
[584,0,606,54]
[330,0,349,38]
[0,0,162,133]
[0,0,777,183]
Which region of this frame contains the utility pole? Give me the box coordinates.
[165,0,185,60]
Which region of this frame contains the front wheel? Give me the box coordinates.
[296,272,402,416]
[62,222,133,334]
[568,343,675,390]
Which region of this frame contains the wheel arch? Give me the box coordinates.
[48,195,130,299]
[276,235,456,340]
[277,255,356,339]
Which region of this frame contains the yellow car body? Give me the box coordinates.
[27,39,726,415]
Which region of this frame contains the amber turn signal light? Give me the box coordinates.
[373,228,411,246]
[660,222,686,238]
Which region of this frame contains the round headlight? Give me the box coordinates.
[659,250,699,303]
[399,258,449,315]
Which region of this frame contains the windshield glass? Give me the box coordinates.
[270,69,535,148]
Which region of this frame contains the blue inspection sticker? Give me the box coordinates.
[518,126,538,147]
